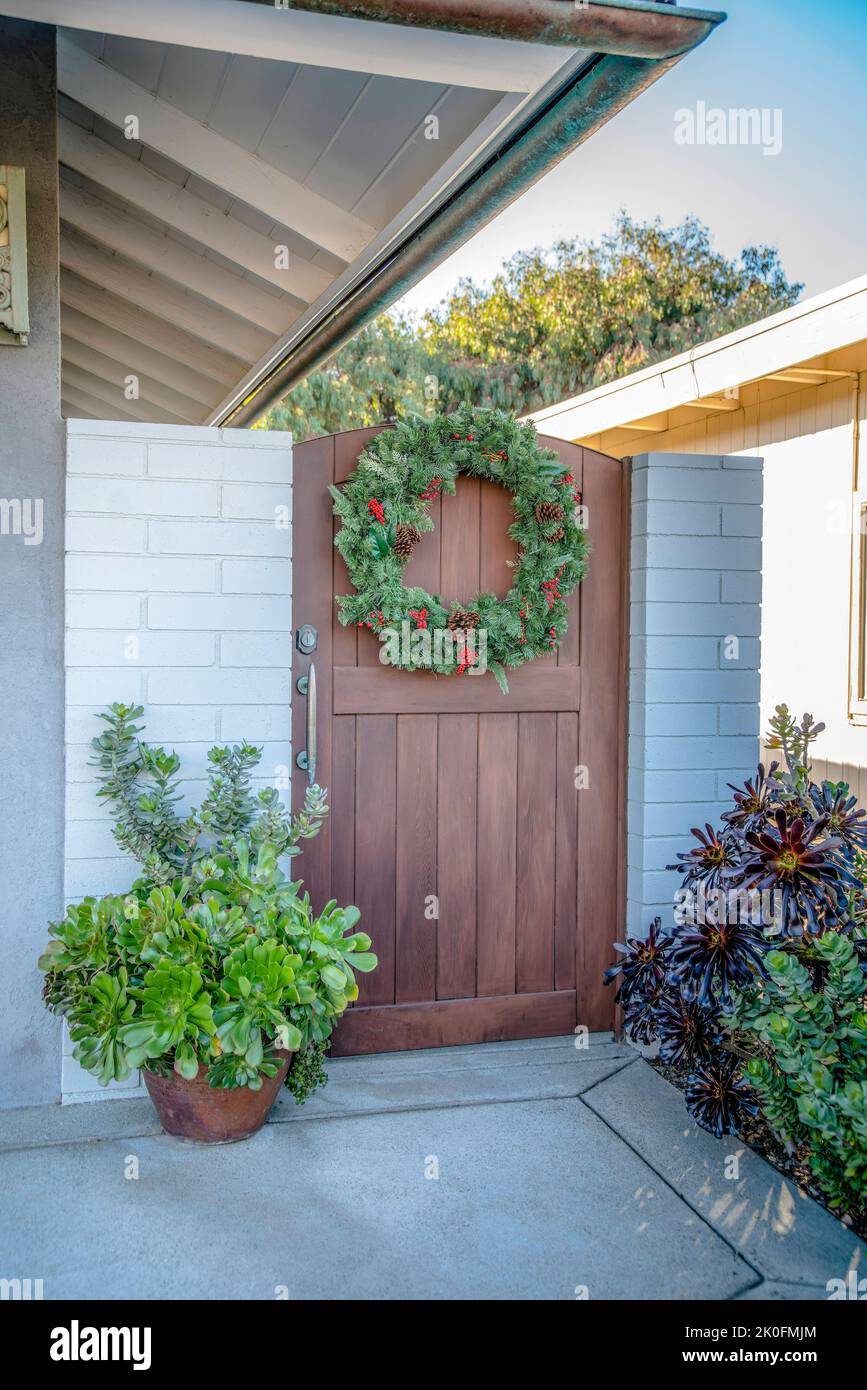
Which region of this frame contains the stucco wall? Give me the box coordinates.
[63,419,293,1100]
[0,21,64,1108]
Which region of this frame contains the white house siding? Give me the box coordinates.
[615,373,867,795]
[63,419,293,1100]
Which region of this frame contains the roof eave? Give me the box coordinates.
[217,6,725,428]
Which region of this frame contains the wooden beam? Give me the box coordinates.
[614,413,668,433]
[61,305,224,409]
[60,216,274,363]
[58,35,379,261]
[60,269,246,387]
[59,119,332,305]
[61,382,143,423]
[60,183,291,344]
[62,399,98,421]
[334,664,581,715]
[12,0,557,92]
[63,362,188,425]
[62,339,206,425]
[681,395,741,413]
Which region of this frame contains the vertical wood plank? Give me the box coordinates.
[477,713,517,995]
[354,715,397,1005]
[330,715,356,910]
[291,434,334,913]
[335,428,388,668]
[395,715,438,1002]
[436,713,478,999]
[441,475,481,607]
[554,711,579,992]
[516,712,557,993]
[479,476,518,600]
[576,448,627,1031]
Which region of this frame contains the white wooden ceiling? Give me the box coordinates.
[51,16,578,426]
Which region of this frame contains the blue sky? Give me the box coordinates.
[401,0,867,316]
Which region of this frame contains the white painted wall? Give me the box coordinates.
[63,419,293,1100]
[628,452,762,934]
[612,372,867,786]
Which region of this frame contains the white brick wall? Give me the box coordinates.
[628,452,763,935]
[63,420,293,1100]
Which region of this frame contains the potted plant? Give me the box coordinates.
[39,704,377,1143]
[605,705,867,1228]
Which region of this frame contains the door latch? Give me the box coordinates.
[296,624,318,655]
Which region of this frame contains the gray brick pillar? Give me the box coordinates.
[627,452,763,935]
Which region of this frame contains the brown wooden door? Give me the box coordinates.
[291,428,628,1055]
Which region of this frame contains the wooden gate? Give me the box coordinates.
[291,428,628,1055]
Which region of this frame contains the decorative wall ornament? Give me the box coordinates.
[0,166,30,346]
[330,407,589,693]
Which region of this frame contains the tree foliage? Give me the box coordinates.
[264,213,802,443]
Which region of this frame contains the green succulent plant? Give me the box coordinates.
[733,932,867,1214]
[39,706,376,1095]
[120,963,216,1080]
[215,938,303,1064]
[67,970,136,1085]
[38,896,122,984]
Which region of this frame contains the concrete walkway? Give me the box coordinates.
[1,1035,863,1300]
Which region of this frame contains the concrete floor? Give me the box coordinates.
[1,1035,863,1300]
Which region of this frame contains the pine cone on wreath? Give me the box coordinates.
[535,501,564,524]
[394,523,421,559]
[446,607,480,631]
[544,526,566,544]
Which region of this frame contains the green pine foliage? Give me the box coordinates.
[263,214,802,442]
[330,406,589,688]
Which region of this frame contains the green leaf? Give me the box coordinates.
[489,661,509,695]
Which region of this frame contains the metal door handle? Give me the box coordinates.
[295,662,317,784]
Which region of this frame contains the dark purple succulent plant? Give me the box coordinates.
[669,915,769,1007]
[722,762,778,833]
[622,990,662,1046]
[685,1057,758,1138]
[603,917,672,1006]
[667,823,741,890]
[737,808,858,936]
[809,781,867,854]
[654,991,724,1070]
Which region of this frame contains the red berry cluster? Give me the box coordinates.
[456,643,478,675]
[420,477,442,501]
[357,611,384,630]
[541,563,567,611]
[518,598,529,645]
[559,472,582,507]
[484,449,508,465]
[408,607,428,630]
[451,432,474,442]
[548,625,557,649]
[367,497,386,525]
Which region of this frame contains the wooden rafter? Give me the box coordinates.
[62,339,206,424]
[60,269,246,386]
[61,305,224,408]
[60,218,276,363]
[58,36,379,263]
[59,119,333,305]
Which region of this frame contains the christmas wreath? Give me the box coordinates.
[329,406,589,692]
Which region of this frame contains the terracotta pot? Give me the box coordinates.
[143,1050,293,1144]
